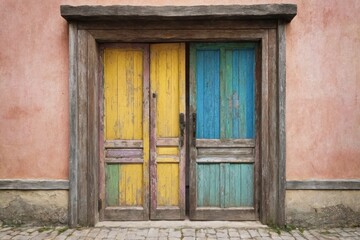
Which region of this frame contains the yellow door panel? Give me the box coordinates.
[103,45,149,220]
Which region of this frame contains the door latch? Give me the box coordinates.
[179,113,185,147]
[192,112,196,146]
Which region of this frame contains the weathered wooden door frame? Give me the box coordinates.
[61,4,297,227]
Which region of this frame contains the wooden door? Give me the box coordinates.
[101,45,150,220]
[150,43,186,219]
[189,43,258,220]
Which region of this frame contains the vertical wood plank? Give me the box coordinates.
[277,20,286,226]
[232,50,240,139]
[260,31,270,223]
[196,49,220,139]
[189,44,197,218]
[68,22,78,227]
[104,49,119,140]
[77,29,88,226]
[254,43,262,220]
[240,164,254,206]
[178,43,186,218]
[219,163,226,208]
[87,33,99,225]
[98,46,106,221]
[142,45,150,219]
[268,28,278,222]
[222,49,233,139]
[244,50,255,138]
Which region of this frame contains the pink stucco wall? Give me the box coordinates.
[0,0,359,180]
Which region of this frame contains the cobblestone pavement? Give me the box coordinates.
[0,226,359,240]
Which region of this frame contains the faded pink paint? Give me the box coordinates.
[0,0,359,180]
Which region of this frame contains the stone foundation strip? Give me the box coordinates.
[0,225,359,239]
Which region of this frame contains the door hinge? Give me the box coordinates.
[98,199,102,211]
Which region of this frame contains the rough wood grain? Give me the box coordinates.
[254,43,262,220]
[150,83,158,220]
[189,45,197,220]
[268,28,278,224]
[61,4,297,22]
[78,20,277,30]
[196,139,255,148]
[88,29,267,42]
[87,33,99,225]
[259,29,269,224]
[142,45,151,221]
[68,22,79,227]
[277,20,287,226]
[0,179,69,190]
[196,157,255,163]
[191,208,256,221]
[104,207,145,220]
[77,29,89,226]
[156,138,179,146]
[104,140,143,148]
[98,46,106,221]
[106,149,143,158]
[197,148,254,156]
[105,158,144,163]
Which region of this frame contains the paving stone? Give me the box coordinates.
[248,229,260,238]
[147,228,159,237]
[206,233,217,238]
[183,237,196,240]
[228,229,239,237]
[280,236,296,240]
[54,235,69,240]
[169,229,181,238]
[195,229,206,238]
[182,228,196,237]
[157,237,168,240]
[257,228,270,237]
[238,229,251,238]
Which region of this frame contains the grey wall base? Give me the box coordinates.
[0,190,68,226]
[286,190,360,228]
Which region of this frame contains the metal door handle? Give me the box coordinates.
[179,113,185,147]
